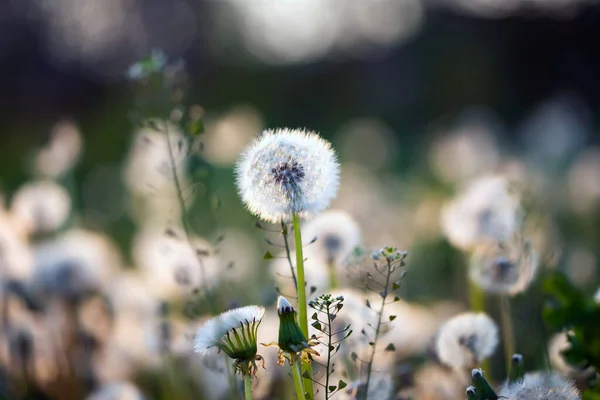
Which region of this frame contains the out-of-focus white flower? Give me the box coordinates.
[0,217,34,281]
[133,226,221,300]
[435,312,498,369]
[302,210,361,268]
[235,128,340,223]
[594,287,600,304]
[548,332,589,378]
[34,120,83,178]
[86,381,146,400]
[568,148,600,215]
[469,239,539,295]
[566,247,597,288]
[123,121,189,199]
[338,372,394,400]
[409,363,469,400]
[441,176,522,250]
[194,305,265,371]
[11,180,71,234]
[31,229,120,299]
[498,372,580,400]
[429,108,501,184]
[203,105,264,166]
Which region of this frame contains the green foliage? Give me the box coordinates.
[543,271,600,395]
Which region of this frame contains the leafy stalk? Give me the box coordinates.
[308,294,351,400]
[362,248,407,400]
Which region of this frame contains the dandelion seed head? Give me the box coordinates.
[85,381,146,400]
[436,312,498,369]
[302,210,361,266]
[498,372,580,400]
[235,128,340,223]
[469,239,539,295]
[441,176,522,250]
[194,305,265,359]
[11,180,71,234]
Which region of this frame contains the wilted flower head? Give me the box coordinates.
[302,210,361,265]
[11,180,71,234]
[498,372,580,400]
[441,176,522,250]
[194,305,265,375]
[469,238,539,295]
[235,128,340,222]
[263,296,319,365]
[435,312,498,369]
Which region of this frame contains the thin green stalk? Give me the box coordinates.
[468,280,490,373]
[165,125,216,315]
[500,294,515,374]
[243,374,253,400]
[327,261,338,290]
[363,259,391,399]
[291,362,306,400]
[292,213,313,398]
[324,303,333,400]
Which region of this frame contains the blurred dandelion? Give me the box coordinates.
[469,238,539,295]
[34,120,83,178]
[11,180,71,235]
[441,176,522,251]
[498,371,580,400]
[435,312,498,369]
[235,128,339,223]
[85,381,146,400]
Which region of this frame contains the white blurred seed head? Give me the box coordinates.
[11,180,71,234]
[85,382,146,400]
[436,312,499,369]
[441,176,522,250]
[595,287,600,304]
[0,217,34,281]
[568,148,600,215]
[34,120,83,178]
[302,210,361,266]
[469,239,539,295]
[31,229,120,298]
[133,226,221,300]
[235,128,340,223]
[498,372,580,400]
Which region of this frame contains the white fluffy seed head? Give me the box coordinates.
[235,128,340,223]
[302,210,361,266]
[498,372,580,400]
[11,180,71,234]
[193,305,265,358]
[441,176,522,250]
[436,312,499,369]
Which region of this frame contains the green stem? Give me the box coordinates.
[500,294,515,375]
[327,261,338,290]
[243,374,253,400]
[468,279,490,373]
[292,213,313,399]
[291,361,306,400]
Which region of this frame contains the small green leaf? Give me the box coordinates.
[384,343,396,352]
[311,312,318,320]
[328,386,336,392]
[263,251,274,260]
[365,299,371,309]
[389,315,397,321]
[393,296,400,302]
[312,321,322,330]
[338,380,347,390]
[302,371,311,379]
[392,281,400,290]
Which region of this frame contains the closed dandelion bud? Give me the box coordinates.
[277,296,310,353]
[471,369,498,400]
[264,296,319,365]
[466,386,478,400]
[509,353,525,383]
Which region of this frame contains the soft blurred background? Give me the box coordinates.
[1,1,600,399]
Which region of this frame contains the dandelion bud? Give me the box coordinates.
[471,369,498,400]
[466,386,477,400]
[276,296,310,354]
[509,353,525,383]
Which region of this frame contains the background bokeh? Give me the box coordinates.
[1,1,600,399]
